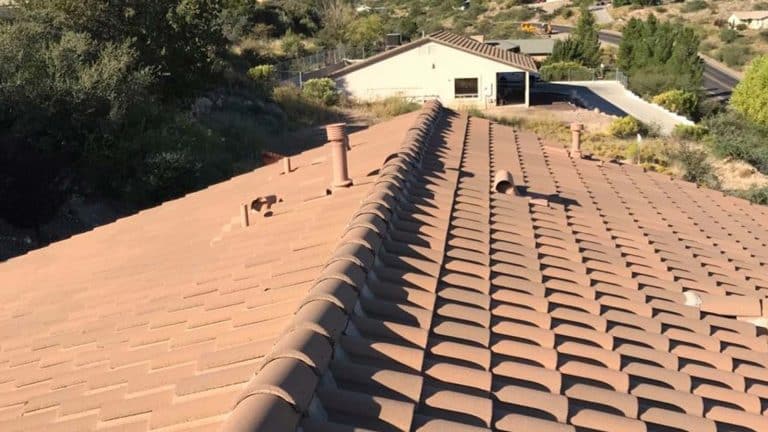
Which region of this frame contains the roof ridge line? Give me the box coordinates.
[220,100,445,431]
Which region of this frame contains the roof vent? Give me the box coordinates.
[327,123,352,189]
[570,123,584,159]
[493,170,516,195]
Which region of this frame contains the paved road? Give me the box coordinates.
[537,81,693,135]
[550,25,740,98]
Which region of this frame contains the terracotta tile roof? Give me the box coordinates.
[219,101,768,432]
[331,31,538,79]
[4,101,768,432]
[0,111,421,431]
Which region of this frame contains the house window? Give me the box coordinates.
[455,78,478,98]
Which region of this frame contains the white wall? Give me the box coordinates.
[335,41,528,107]
[728,15,768,29]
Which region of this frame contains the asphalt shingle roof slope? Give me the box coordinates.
[0,111,421,431]
[224,102,768,432]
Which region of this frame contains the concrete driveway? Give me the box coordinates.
[535,81,693,135]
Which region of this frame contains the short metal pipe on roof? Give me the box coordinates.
[493,170,516,195]
[240,203,250,228]
[326,123,352,188]
[570,122,584,158]
[283,156,292,174]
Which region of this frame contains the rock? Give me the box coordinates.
[192,97,213,117]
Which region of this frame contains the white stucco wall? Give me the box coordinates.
[728,15,768,29]
[335,42,529,108]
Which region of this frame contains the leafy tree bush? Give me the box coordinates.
[618,16,703,96]
[720,43,753,67]
[704,110,768,173]
[248,65,277,95]
[302,78,339,106]
[672,124,708,141]
[731,56,768,126]
[539,61,594,80]
[281,30,307,58]
[346,14,384,52]
[609,116,644,138]
[0,21,153,229]
[719,28,738,43]
[549,5,600,67]
[21,0,227,96]
[651,90,699,118]
[675,144,720,189]
[273,85,340,127]
[736,186,768,205]
[680,0,708,13]
[736,23,748,31]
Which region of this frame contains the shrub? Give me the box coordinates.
[719,28,738,43]
[675,144,720,189]
[609,116,644,138]
[760,30,768,42]
[247,64,277,95]
[736,186,768,205]
[366,97,420,120]
[273,85,340,127]
[713,18,727,28]
[651,89,699,118]
[704,110,768,174]
[719,44,752,67]
[672,124,708,141]
[737,23,748,31]
[301,78,339,106]
[562,8,574,19]
[680,0,708,13]
[732,56,768,126]
[539,61,594,81]
[756,2,768,11]
[624,139,675,168]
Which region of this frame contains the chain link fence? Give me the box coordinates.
[275,45,376,87]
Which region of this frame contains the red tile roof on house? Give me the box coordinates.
[0,111,421,431]
[222,101,768,432]
[3,101,768,432]
[330,30,538,79]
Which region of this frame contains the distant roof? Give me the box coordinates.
[331,30,538,78]
[730,10,768,20]
[487,38,556,55]
[4,100,768,432]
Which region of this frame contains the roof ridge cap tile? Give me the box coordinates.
[220,100,444,432]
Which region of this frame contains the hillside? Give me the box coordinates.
[608,0,768,70]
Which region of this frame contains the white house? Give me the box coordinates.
[728,11,768,29]
[330,31,538,108]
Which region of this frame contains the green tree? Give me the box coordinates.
[618,16,703,96]
[731,56,768,126]
[0,20,153,229]
[18,0,227,95]
[548,5,600,67]
[346,14,384,51]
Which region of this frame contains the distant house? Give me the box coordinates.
[728,11,768,29]
[331,31,538,107]
[485,39,556,62]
